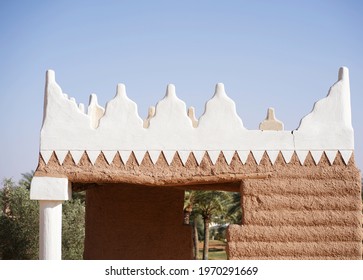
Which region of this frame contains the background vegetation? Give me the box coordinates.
[0,172,85,260]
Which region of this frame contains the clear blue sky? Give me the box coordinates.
[0,0,362,181]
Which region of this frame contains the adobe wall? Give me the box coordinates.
[84,184,193,260]
[227,153,362,260]
[30,67,362,260]
[35,148,362,260]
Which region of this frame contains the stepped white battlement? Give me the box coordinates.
[40,67,354,166]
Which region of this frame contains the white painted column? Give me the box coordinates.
[30,177,71,260]
[39,200,63,260]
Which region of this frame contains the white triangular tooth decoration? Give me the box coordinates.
[340,150,353,165]
[55,150,69,165]
[86,150,101,165]
[222,151,235,165]
[207,151,220,165]
[325,150,338,165]
[148,151,161,164]
[119,151,132,164]
[102,150,117,165]
[296,150,309,165]
[70,150,85,165]
[193,151,205,165]
[281,150,294,164]
[310,150,323,165]
[133,151,146,165]
[41,151,54,164]
[178,151,191,166]
[252,150,265,165]
[237,151,249,164]
[266,150,280,165]
[163,151,176,165]
[237,151,250,164]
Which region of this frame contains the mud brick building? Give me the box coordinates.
[30,67,362,260]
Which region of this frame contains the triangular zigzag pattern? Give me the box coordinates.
[40,149,353,167]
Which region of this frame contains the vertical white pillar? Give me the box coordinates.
[30,177,71,260]
[39,201,63,260]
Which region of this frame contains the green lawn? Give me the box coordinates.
[198,240,227,260]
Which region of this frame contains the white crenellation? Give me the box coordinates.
[88,94,105,129]
[293,67,353,150]
[259,108,284,131]
[143,106,156,128]
[188,107,199,128]
[39,67,354,166]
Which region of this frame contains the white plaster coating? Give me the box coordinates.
[55,150,68,165]
[148,150,161,164]
[41,151,53,165]
[86,150,101,165]
[340,150,353,165]
[30,177,71,200]
[311,150,324,165]
[193,151,206,165]
[296,150,310,165]
[251,151,265,165]
[143,106,156,128]
[293,67,353,150]
[222,151,236,165]
[88,94,105,129]
[79,103,85,114]
[119,151,132,164]
[207,151,221,165]
[102,150,117,165]
[134,151,146,165]
[188,107,199,128]
[70,150,85,165]
[237,151,249,165]
[163,151,175,165]
[281,150,294,164]
[325,150,338,165]
[39,68,354,167]
[39,201,63,260]
[178,151,191,166]
[266,150,280,165]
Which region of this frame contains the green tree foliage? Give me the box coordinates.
[0,174,86,260]
[184,190,242,259]
[192,190,230,260]
[62,194,85,260]
[0,178,39,259]
[18,171,34,190]
[226,192,242,225]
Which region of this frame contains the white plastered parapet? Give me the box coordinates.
[39,67,354,167]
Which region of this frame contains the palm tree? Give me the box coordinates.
[18,171,34,190]
[184,190,199,259]
[226,192,242,224]
[193,190,230,260]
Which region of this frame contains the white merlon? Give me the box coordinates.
[293,66,353,150]
[143,106,156,128]
[39,67,354,166]
[30,177,71,200]
[259,108,284,131]
[188,107,199,128]
[88,94,105,129]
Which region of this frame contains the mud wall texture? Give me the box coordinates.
[84,184,193,260]
[227,154,362,260]
[35,150,362,260]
